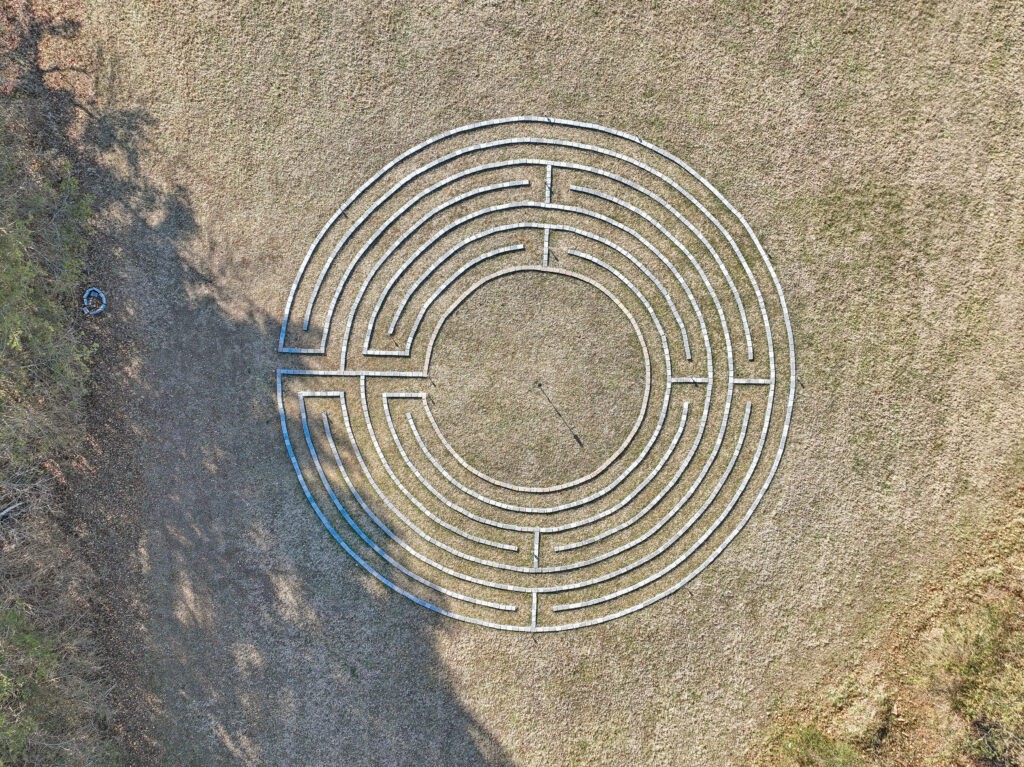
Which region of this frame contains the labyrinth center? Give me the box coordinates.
[428,270,648,490]
[277,118,795,632]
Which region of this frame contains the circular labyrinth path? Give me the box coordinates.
[277,117,795,632]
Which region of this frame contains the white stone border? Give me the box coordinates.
[276,117,795,631]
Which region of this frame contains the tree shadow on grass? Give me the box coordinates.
[3,6,515,765]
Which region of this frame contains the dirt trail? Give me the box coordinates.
[62,1,1024,765]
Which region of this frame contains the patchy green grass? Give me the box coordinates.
[944,603,1024,765]
[778,726,865,767]
[0,53,116,765]
[0,600,120,767]
[1,606,62,766]
[0,132,93,494]
[755,558,1024,767]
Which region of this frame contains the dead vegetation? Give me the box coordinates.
[1,2,118,764]
[0,496,119,767]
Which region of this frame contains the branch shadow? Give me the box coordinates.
[3,6,515,765]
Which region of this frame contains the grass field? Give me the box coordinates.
[0,8,115,761]
[2,0,1023,765]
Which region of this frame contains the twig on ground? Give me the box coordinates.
[0,500,26,521]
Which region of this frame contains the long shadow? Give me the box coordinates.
[4,7,514,766]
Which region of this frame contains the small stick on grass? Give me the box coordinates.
[534,381,583,449]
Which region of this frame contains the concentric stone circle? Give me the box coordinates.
[276,117,795,632]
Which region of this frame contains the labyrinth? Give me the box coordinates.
[276,117,795,632]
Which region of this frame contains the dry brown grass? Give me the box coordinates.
[69,0,1024,763]
[756,571,1024,767]
[751,450,1024,767]
[0,0,1020,763]
[0,486,118,767]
